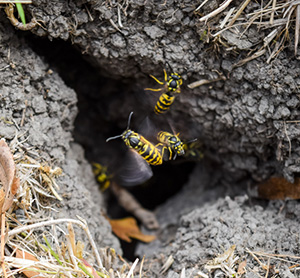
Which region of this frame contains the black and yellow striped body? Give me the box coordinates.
[154,92,175,115]
[92,163,111,191]
[157,131,185,158]
[145,69,182,115]
[122,129,163,165]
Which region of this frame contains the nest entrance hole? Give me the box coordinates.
[25,36,197,259]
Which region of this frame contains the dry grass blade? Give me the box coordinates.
[227,0,251,27]
[126,258,139,278]
[233,47,266,68]
[295,4,300,56]
[7,218,104,269]
[160,255,174,274]
[200,0,234,22]
[199,0,300,64]
[270,0,277,25]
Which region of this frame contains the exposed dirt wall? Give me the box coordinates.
[23,0,300,183]
[0,15,120,253]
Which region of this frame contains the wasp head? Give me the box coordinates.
[168,136,185,156]
[122,129,141,149]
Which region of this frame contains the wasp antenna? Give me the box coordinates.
[186,138,198,144]
[106,134,123,142]
[126,111,134,130]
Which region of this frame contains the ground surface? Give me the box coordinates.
[1,0,300,277]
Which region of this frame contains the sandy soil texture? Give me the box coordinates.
[1,0,300,277]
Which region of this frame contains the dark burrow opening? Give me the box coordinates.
[25,35,201,260]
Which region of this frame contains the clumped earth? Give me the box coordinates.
[1,0,300,277]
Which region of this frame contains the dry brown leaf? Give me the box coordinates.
[15,249,43,278]
[257,177,300,200]
[108,217,156,243]
[0,139,18,212]
[11,176,20,195]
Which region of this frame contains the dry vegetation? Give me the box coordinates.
[0,135,144,278]
[197,0,300,65]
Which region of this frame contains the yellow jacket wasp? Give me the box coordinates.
[145,65,183,115]
[106,112,165,186]
[157,131,185,160]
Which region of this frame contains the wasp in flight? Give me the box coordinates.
[145,67,183,115]
[106,112,166,186]
[157,131,185,160]
[106,112,163,166]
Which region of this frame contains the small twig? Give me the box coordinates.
[220,7,235,29]
[109,18,123,33]
[227,0,251,27]
[195,0,209,12]
[270,0,277,25]
[110,182,159,229]
[187,70,226,89]
[117,4,123,28]
[233,47,266,68]
[200,0,234,22]
[0,65,10,71]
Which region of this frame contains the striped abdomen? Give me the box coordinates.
[154,92,175,114]
[137,137,163,165]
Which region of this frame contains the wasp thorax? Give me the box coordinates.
[169,79,178,90]
[123,130,132,140]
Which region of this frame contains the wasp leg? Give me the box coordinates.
[144,87,163,92]
[156,143,172,161]
[149,74,164,85]
[163,69,168,82]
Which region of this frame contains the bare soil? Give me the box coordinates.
[1,1,300,277]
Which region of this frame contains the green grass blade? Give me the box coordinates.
[15,2,26,25]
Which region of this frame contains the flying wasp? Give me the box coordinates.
[145,66,183,114]
[106,112,165,186]
[157,131,185,160]
[157,131,198,161]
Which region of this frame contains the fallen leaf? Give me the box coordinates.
[255,177,300,200]
[15,249,43,278]
[0,139,18,212]
[108,217,156,243]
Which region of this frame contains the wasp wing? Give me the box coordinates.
[115,149,153,186]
